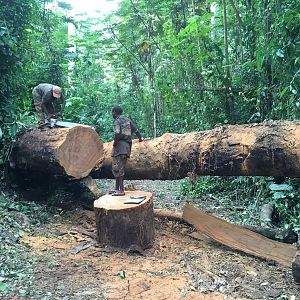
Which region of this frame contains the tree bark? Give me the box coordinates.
[154,209,183,222]
[9,126,103,179]
[292,250,300,283]
[94,191,154,249]
[92,120,300,179]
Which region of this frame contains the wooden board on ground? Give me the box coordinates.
[182,204,297,267]
[94,191,154,249]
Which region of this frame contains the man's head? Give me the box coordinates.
[112,106,123,119]
[52,86,62,98]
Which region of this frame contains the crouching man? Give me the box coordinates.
[32,83,65,127]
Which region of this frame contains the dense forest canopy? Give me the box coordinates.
[0,0,299,158]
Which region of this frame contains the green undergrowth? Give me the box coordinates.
[0,188,50,298]
[180,176,300,239]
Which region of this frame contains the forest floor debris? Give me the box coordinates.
[2,179,300,299]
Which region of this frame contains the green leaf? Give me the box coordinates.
[19,289,27,296]
[279,86,289,98]
[0,128,2,140]
[276,49,284,58]
[0,282,8,292]
[117,271,126,279]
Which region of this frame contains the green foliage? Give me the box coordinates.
[0,0,68,172]
[0,191,49,297]
[181,176,227,197]
[0,0,300,241]
[269,180,300,234]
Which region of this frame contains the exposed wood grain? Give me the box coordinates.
[94,191,154,249]
[182,204,297,267]
[9,126,103,179]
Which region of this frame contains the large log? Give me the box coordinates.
[9,126,103,179]
[92,120,300,179]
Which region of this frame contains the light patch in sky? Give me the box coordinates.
[65,0,120,17]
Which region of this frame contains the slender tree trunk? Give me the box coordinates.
[222,0,235,123]
[262,0,273,117]
[246,0,256,62]
[147,17,157,137]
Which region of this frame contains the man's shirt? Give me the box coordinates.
[35,83,56,104]
[112,116,138,157]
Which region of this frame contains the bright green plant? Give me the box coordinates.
[269,180,300,235]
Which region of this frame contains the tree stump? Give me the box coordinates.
[94,191,154,249]
[292,249,300,283]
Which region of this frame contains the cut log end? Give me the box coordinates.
[9,126,104,179]
[57,126,103,178]
[94,191,154,249]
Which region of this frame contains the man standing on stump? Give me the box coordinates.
[32,83,65,127]
[110,106,143,196]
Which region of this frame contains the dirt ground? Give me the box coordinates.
[14,180,300,299]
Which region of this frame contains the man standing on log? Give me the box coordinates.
[111,106,143,196]
[32,83,65,127]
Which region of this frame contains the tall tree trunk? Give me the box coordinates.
[262,0,273,117]
[222,0,235,123]
[147,17,157,137]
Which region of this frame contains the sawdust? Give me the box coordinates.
[19,206,299,300]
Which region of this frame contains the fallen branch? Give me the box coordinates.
[244,225,298,244]
[68,240,97,254]
[154,209,183,222]
[72,227,97,239]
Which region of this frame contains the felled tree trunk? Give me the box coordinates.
[94,191,154,249]
[92,120,300,179]
[9,126,103,179]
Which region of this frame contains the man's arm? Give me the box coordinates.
[41,102,49,115]
[135,131,143,142]
[114,132,122,145]
[130,121,143,142]
[113,120,122,146]
[59,94,65,116]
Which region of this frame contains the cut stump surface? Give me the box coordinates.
[94,191,154,249]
